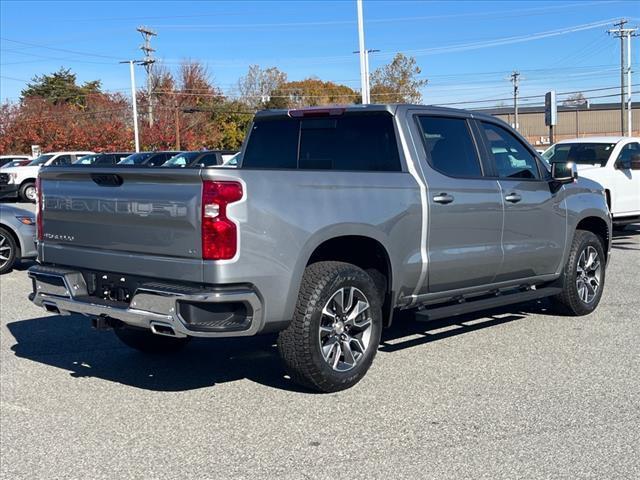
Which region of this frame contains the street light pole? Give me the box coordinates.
[121,60,141,152]
[356,0,368,104]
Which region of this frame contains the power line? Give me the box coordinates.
[0,37,121,60]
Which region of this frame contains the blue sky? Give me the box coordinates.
[1,0,638,107]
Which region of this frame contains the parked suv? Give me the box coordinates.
[28,105,611,392]
[543,136,640,227]
[0,151,93,202]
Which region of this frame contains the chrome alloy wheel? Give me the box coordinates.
[319,287,373,372]
[0,231,13,270]
[576,246,601,304]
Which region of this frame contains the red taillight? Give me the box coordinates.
[36,177,43,241]
[201,180,243,260]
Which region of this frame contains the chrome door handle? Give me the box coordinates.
[504,193,522,203]
[433,193,454,204]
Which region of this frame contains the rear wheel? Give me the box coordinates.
[278,261,383,392]
[0,227,19,274]
[552,230,606,316]
[19,182,37,203]
[113,325,190,353]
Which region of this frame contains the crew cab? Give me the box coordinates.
[28,105,611,392]
[543,137,640,227]
[1,151,93,202]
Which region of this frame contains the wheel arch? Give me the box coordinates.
[291,229,396,328]
[575,215,611,260]
[19,177,37,188]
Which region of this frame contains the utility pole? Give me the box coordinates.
[137,26,157,127]
[510,71,520,131]
[353,48,379,103]
[120,60,141,152]
[174,100,181,150]
[608,19,637,136]
[356,0,369,104]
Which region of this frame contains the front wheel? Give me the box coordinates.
[552,230,606,316]
[0,227,19,274]
[278,261,383,393]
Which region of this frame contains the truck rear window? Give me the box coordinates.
[242,113,401,171]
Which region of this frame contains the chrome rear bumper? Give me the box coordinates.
[28,264,263,338]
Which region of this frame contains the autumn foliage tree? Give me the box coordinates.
[370,53,427,103]
[1,68,132,153]
[266,78,358,109]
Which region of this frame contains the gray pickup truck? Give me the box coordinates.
[28,105,611,392]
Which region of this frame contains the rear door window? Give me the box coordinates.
[479,122,541,180]
[416,116,482,177]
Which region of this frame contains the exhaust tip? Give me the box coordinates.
[43,302,60,314]
[150,322,177,337]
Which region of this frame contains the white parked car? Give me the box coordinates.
[543,137,640,227]
[0,151,93,202]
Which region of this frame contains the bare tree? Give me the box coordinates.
[563,92,588,107]
[238,65,287,109]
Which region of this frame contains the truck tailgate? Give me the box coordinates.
[38,167,205,282]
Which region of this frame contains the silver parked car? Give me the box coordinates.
[0,204,37,274]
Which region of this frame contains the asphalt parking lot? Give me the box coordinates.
[1,203,638,479]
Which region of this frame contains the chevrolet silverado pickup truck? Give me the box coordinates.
[28,105,611,392]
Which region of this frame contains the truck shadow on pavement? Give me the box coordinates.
[7,299,553,393]
[611,224,639,251]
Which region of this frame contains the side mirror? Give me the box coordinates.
[551,161,578,184]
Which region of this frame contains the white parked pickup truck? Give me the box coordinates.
[0,151,93,202]
[543,137,640,227]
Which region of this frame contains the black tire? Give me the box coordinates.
[113,325,190,354]
[552,230,606,316]
[0,227,19,275]
[278,261,383,393]
[19,182,37,203]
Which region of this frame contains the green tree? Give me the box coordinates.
[370,53,427,103]
[21,67,102,107]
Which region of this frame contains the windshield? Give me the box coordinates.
[543,143,616,166]
[118,152,154,165]
[27,154,54,166]
[161,152,200,167]
[74,154,99,165]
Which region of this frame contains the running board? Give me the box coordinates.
[415,287,562,322]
